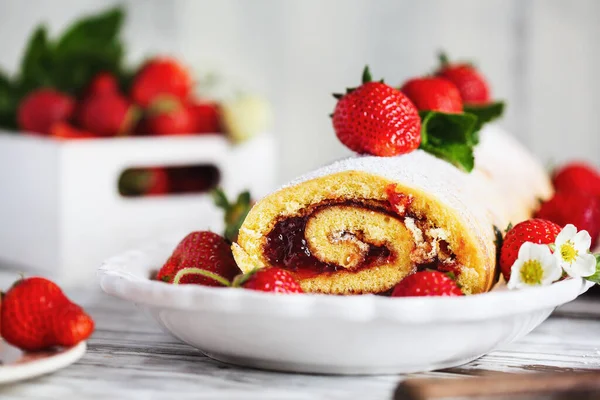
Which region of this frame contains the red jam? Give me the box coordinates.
[264,214,392,279]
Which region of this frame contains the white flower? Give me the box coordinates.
[553,224,596,278]
[507,242,562,289]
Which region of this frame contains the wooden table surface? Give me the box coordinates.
[0,278,599,400]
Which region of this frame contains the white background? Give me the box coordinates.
[1,0,599,183]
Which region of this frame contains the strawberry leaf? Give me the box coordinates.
[586,254,600,284]
[212,188,253,242]
[362,66,372,84]
[464,101,505,133]
[418,111,478,172]
[0,70,18,130]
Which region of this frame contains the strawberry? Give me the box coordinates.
[391,271,463,297]
[1,277,94,351]
[167,166,218,194]
[146,97,196,135]
[131,57,192,107]
[499,219,562,281]
[156,231,240,285]
[400,77,463,113]
[553,163,600,199]
[236,267,303,294]
[84,72,119,97]
[436,53,491,105]
[119,167,169,196]
[78,93,138,136]
[536,192,600,248]
[189,100,221,133]
[332,67,421,156]
[50,122,96,140]
[17,89,75,135]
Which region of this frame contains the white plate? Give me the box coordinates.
[0,341,86,384]
[98,240,594,375]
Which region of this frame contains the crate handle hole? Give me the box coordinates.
[118,164,221,198]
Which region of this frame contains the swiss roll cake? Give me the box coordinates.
[232,126,552,295]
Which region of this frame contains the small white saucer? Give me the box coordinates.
[0,341,86,384]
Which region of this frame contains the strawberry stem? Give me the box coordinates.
[438,52,450,67]
[172,268,232,286]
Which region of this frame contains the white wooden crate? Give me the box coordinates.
[0,132,276,286]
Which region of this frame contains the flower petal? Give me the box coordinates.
[568,253,597,278]
[555,224,577,247]
[507,259,524,289]
[517,242,537,260]
[573,230,592,253]
[541,256,562,284]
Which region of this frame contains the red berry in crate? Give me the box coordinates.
[189,100,221,133]
[84,72,119,97]
[50,122,96,140]
[391,271,463,297]
[156,231,240,285]
[435,53,491,105]
[78,93,138,136]
[130,57,192,107]
[553,162,600,199]
[146,97,196,135]
[499,219,561,281]
[235,267,303,294]
[332,66,421,156]
[536,191,600,248]
[1,277,94,351]
[17,89,75,135]
[400,77,463,113]
[119,167,169,196]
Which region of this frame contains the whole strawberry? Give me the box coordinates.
[553,163,600,199]
[78,93,137,136]
[131,57,192,107]
[236,267,303,294]
[436,53,491,105]
[536,192,600,248]
[392,271,463,297]
[189,100,221,133]
[1,277,94,351]
[119,167,169,196]
[146,97,196,135]
[84,72,119,98]
[500,219,562,281]
[18,89,75,135]
[50,122,96,140]
[156,231,240,285]
[400,77,463,113]
[332,66,421,157]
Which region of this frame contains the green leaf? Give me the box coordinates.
[586,254,600,284]
[52,7,125,94]
[493,225,504,282]
[211,188,230,209]
[19,25,55,91]
[0,70,18,130]
[464,101,505,134]
[211,188,253,242]
[418,111,478,172]
[362,66,372,84]
[55,7,124,53]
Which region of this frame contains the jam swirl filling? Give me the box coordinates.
[263,194,462,280]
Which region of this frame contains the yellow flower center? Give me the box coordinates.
[520,260,544,285]
[560,241,579,263]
